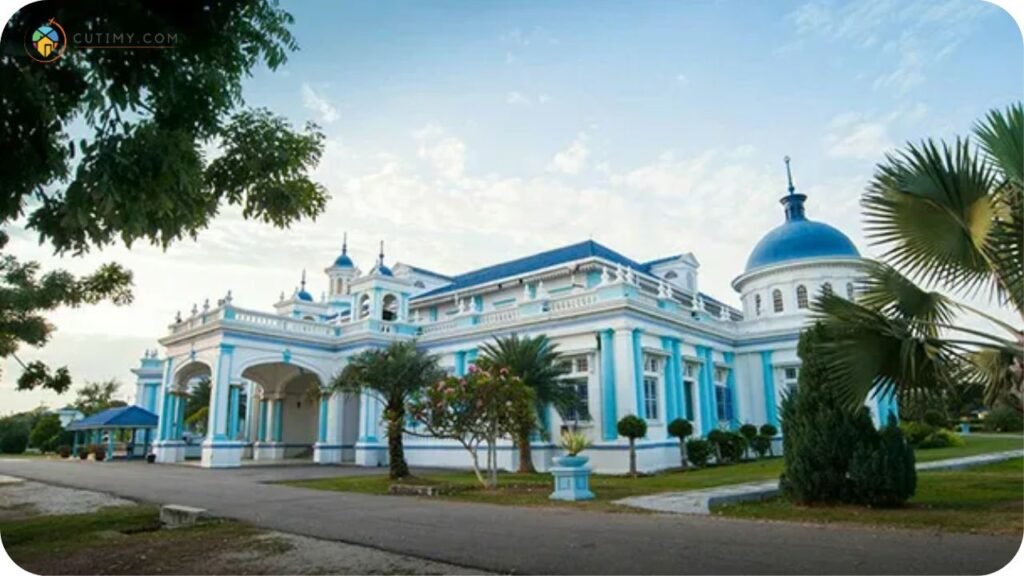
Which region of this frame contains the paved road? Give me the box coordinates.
[0,459,1019,575]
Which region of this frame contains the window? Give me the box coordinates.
[643,377,659,420]
[796,285,808,309]
[574,356,590,374]
[782,366,800,395]
[682,362,698,421]
[644,355,660,373]
[772,289,784,313]
[382,294,399,321]
[754,294,762,316]
[414,280,426,289]
[714,366,733,425]
[846,282,855,300]
[664,271,678,279]
[822,282,833,296]
[358,294,371,319]
[562,378,590,422]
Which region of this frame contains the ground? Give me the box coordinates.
[0,479,480,575]
[713,458,1024,535]
[283,434,1022,513]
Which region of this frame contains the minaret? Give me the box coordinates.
[325,232,358,298]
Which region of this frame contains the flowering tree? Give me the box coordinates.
[409,365,535,488]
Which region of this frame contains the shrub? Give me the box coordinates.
[716,431,747,464]
[77,446,89,459]
[759,423,778,437]
[560,430,590,456]
[848,417,916,507]
[685,439,711,467]
[0,420,29,455]
[29,414,63,453]
[780,324,881,504]
[707,429,726,461]
[617,415,647,477]
[922,409,947,429]
[918,428,966,449]
[57,445,72,458]
[899,421,936,445]
[667,418,694,468]
[92,445,107,462]
[751,435,772,458]
[739,423,758,441]
[984,405,1024,433]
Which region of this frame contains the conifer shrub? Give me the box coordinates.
[750,435,771,458]
[685,439,711,468]
[848,416,917,507]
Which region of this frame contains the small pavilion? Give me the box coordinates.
[66,405,158,460]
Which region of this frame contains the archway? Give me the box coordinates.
[241,361,324,461]
[171,361,213,459]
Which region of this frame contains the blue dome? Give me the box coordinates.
[745,193,859,272]
[296,289,314,302]
[371,263,393,277]
[333,253,354,268]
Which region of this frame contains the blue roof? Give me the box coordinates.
[333,253,355,268]
[66,405,158,430]
[642,254,683,268]
[745,193,859,272]
[414,240,650,300]
[371,263,394,277]
[406,265,453,281]
[296,290,314,302]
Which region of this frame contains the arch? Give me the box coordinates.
[413,280,425,289]
[822,282,833,296]
[663,271,678,280]
[846,281,855,300]
[172,360,213,393]
[382,293,399,321]
[772,289,784,313]
[236,355,331,390]
[754,294,762,316]
[358,293,371,320]
[796,285,808,309]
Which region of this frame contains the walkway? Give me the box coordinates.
[0,459,1018,575]
[614,449,1024,515]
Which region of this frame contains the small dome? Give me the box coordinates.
[334,253,354,268]
[296,289,314,302]
[745,193,859,272]
[371,263,393,277]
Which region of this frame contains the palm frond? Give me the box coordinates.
[856,260,956,338]
[974,102,1023,189]
[478,333,577,415]
[967,347,1024,407]
[863,138,997,297]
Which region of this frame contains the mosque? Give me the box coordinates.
[131,158,895,472]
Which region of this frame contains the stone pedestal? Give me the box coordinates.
[549,455,595,501]
[253,442,286,461]
[314,443,343,464]
[200,439,245,468]
[152,440,186,464]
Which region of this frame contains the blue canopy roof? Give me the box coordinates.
[66,405,158,430]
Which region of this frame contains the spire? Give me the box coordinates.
[342,232,348,256]
[378,240,385,265]
[301,269,307,290]
[779,155,807,222]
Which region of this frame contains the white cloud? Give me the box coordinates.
[823,113,895,160]
[301,83,339,124]
[675,73,689,85]
[506,91,530,105]
[549,133,590,175]
[414,124,466,181]
[506,91,550,106]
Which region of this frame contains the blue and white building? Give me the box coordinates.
[134,163,895,472]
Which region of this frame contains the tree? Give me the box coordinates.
[781,324,881,504]
[184,377,211,432]
[667,418,693,469]
[29,413,63,453]
[409,365,534,488]
[813,103,1023,412]
[616,415,647,478]
[477,333,574,473]
[332,341,443,479]
[1,1,328,394]
[0,417,30,454]
[72,380,121,416]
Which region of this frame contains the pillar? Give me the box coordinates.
[257,399,268,442]
[724,352,738,427]
[355,391,385,466]
[599,330,617,441]
[696,345,717,435]
[660,337,678,424]
[228,384,241,439]
[254,395,285,461]
[761,350,778,428]
[201,344,244,468]
[314,391,343,465]
[273,399,283,442]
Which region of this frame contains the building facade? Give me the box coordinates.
[134,167,897,473]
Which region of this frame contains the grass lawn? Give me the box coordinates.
[284,434,1021,513]
[713,458,1024,535]
[0,506,267,574]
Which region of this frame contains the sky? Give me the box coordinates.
[1,0,1022,414]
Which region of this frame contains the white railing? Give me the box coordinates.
[548,292,598,312]
[420,318,459,334]
[230,308,336,337]
[478,308,519,325]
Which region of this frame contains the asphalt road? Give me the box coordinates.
[0,459,1019,575]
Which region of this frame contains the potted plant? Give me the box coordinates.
[549,429,595,501]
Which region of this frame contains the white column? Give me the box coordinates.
[201,344,243,468]
[314,391,344,464]
[354,391,385,466]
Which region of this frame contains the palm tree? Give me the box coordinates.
[815,103,1023,412]
[331,340,443,479]
[477,333,576,473]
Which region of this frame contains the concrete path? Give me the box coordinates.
[0,459,1019,575]
[615,450,1024,516]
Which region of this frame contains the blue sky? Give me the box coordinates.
[2,0,1021,412]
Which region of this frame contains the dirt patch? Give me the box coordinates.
[0,479,135,517]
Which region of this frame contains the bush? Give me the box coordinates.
[781,324,884,504]
[739,424,758,441]
[77,447,89,459]
[617,415,647,477]
[917,428,966,449]
[759,423,778,437]
[751,435,772,458]
[92,445,107,462]
[0,419,29,455]
[848,418,916,507]
[922,409,946,429]
[57,445,72,458]
[707,429,726,461]
[685,439,711,467]
[716,431,747,464]
[667,418,693,440]
[984,405,1024,433]
[899,421,936,445]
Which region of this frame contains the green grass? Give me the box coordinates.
[714,458,1024,535]
[284,434,1021,513]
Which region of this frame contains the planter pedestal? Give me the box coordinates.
[549,455,595,501]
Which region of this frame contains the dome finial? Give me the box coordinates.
[784,155,795,195]
[378,240,385,264]
[342,232,348,256]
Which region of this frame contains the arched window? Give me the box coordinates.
[414,280,425,289]
[358,294,371,319]
[796,285,808,309]
[846,282,855,300]
[772,289,784,313]
[664,271,678,280]
[382,294,399,321]
[821,282,833,296]
[754,294,762,316]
